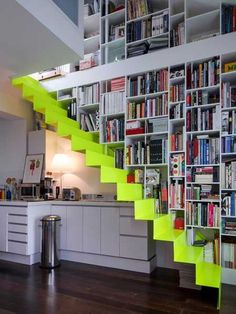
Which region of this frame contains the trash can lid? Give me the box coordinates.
[41,215,61,221]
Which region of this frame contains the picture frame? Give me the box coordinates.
[23,154,44,183]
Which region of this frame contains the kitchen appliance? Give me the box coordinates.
[62,187,81,201]
[43,177,54,200]
[19,183,41,200]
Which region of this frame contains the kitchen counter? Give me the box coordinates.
[0,200,133,207]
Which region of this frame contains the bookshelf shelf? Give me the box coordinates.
[221,233,236,237]
[186,225,220,230]
[186,164,219,167]
[186,199,220,203]
[79,103,99,110]
[186,130,220,135]
[221,70,236,81]
[126,115,168,122]
[169,100,185,106]
[84,34,100,55]
[186,84,220,92]
[186,182,220,185]
[186,103,220,110]
[169,118,185,124]
[127,8,169,24]
[101,112,125,118]
[222,215,236,218]
[221,107,236,112]
[169,150,185,154]
[101,37,125,47]
[169,76,185,83]
[127,90,168,101]
[101,8,125,22]
[127,32,169,47]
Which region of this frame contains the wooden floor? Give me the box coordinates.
[0,260,235,314]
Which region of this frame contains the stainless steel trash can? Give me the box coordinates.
[40,215,61,268]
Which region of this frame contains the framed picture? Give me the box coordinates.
[23,154,44,183]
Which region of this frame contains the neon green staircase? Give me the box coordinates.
[12,76,221,308]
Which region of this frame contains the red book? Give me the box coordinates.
[207,203,214,227]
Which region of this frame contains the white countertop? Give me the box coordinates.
[0,200,133,207]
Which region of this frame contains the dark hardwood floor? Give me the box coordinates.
[0,260,235,314]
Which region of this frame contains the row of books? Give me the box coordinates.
[186,166,220,183]
[222,193,236,217]
[67,101,78,121]
[114,148,124,169]
[127,18,152,43]
[110,77,126,92]
[186,106,220,132]
[127,0,150,21]
[222,110,236,135]
[128,69,168,96]
[186,202,220,228]
[127,42,149,58]
[204,239,220,264]
[80,112,99,132]
[101,91,125,115]
[186,57,220,90]
[186,90,219,107]
[152,11,169,37]
[169,102,183,119]
[222,82,236,108]
[169,178,185,209]
[170,22,185,47]
[221,241,236,269]
[78,83,100,105]
[222,219,236,235]
[186,136,220,165]
[169,83,185,102]
[103,118,125,143]
[186,184,219,201]
[222,136,236,153]
[221,161,236,189]
[127,94,168,120]
[146,116,168,134]
[170,131,184,152]
[222,3,236,34]
[169,153,185,177]
[125,138,168,165]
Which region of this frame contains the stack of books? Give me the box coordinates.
[222,3,236,34]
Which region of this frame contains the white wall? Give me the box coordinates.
[0,119,27,185]
[0,68,34,131]
[45,130,116,195]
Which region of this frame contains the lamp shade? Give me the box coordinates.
[51,153,71,173]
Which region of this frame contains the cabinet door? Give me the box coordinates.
[66,206,83,252]
[0,206,8,252]
[83,206,100,254]
[101,207,119,256]
[51,205,67,250]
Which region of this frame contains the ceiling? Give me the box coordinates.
[0,0,82,77]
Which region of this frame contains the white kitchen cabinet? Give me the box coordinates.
[51,205,67,250]
[120,216,147,237]
[101,206,119,256]
[0,206,8,252]
[83,206,101,254]
[66,206,83,252]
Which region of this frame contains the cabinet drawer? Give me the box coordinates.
[8,224,27,233]
[8,207,28,215]
[8,232,28,242]
[8,215,28,224]
[120,236,148,260]
[120,207,134,217]
[8,241,28,255]
[120,216,147,236]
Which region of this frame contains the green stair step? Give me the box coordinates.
[86,151,115,168]
[100,166,128,183]
[196,261,221,288]
[134,199,156,220]
[57,121,97,142]
[116,183,143,201]
[45,110,79,129]
[174,245,203,264]
[71,135,107,155]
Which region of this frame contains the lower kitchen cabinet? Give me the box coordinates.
[0,206,8,252]
[101,207,119,256]
[66,206,83,252]
[51,205,67,250]
[82,206,101,254]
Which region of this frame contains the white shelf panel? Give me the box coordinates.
[169,75,185,83]
[221,189,236,192]
[221,233,236,237]
[127,32,169,47]
[186,0,220,19]
[186,224,220,230]
[101,37,125,48]
[84,34,100,55]
[169,118,185,123]
[126,115,168,122]
[186,199,220,203]
[169,100,185,105]
[221,107,236,112]
[101,8,125,24]
[79,103,99,110]
[221,215,236,218]
[169,150,185,154]
[186,182,220,185]
[221,70,236,81]
[221,133,236,137]
[222,152,236,156]
[127,90,168,101]
[186,129,220,135]
[84,13,100,37]
[186,164,219,167]
[126,163,168,167]
[186,103,220,110]
[186,84,220,92]
[101,112,125,118]
[127,7,169,24]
